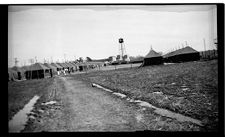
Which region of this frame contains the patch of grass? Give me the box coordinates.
[8,78,55,121]
[72,60,218,131]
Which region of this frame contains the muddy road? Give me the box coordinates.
[22,76,200,132]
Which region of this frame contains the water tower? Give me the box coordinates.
[118,38,126,61]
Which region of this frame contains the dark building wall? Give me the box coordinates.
[142,56,163,66]
[25,70,51,79]
[165,52,200,63]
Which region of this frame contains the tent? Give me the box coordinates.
[25,63,51,79]
[8,68,18,81]
[11,66,26,80]
[44,63,58,76]
[56,63,68,70]
[163,46,200,63]
[65,62,75,73]
[76,63,88,71]
[141,47,163,66]
[51,63,63,71]
[69,62,79,71]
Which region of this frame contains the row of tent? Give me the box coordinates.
[8,61,105,81]
[142,46,201,66]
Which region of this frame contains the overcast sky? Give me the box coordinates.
[8,5,217,67]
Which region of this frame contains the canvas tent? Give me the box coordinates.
[51,63,63,71]
[44,63,58,76]
[8,68,18,81]
[56,63,68,70]
[11,66,26,80]
[163,46,200,63]
[76,63,88,71]
[25,63,51,79]
[65,62,74,73]
[69,62,79,71]
[141,47,163,66]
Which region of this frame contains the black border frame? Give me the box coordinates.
[4,3,224,137]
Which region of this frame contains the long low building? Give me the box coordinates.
[163,46,200,63]
[25,63,51,79]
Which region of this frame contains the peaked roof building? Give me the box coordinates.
[163,46,200,63]
[145,47,162,58]
[142,47,163,66]
[29,63,50,71]
[163,46,198,58]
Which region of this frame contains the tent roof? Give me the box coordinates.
[163,46,199,58]
[21,66,30,71]
[44,63,57,70]
[11,66,25,72]
[8,68,17,73]
[69,62,78,67]
[29,63,50,71]
[145,48,162,58]
[64,62,74,68]
[51,63,63,69]
[176,46,199,55]
[57,63,68,68]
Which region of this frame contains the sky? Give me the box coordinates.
[8,5,217,67]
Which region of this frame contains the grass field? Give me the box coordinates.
[8,78,54,121]
[73,60,218,131]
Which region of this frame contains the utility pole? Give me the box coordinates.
[51,56,53,63]
[14,58,18,67]
[64,54,66,63]
[185,41,188,47]
[35,56,37,63]
[203,38,207,59]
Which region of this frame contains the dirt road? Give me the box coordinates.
[23,76,200,132]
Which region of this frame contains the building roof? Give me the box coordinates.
[21,66,30,71]
[163,46,199,58]
[69,62,78,67]
[44,63,57,70]
[28,63,50,71]
[64,62,74,68]
[56,63,67,68]
[145,48,162,58]
[51,63,63,69]
[11,66,25,72]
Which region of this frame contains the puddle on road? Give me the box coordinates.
[112,93,126,98]
[92,83,113,92]
[9,95,40,133]
[42,101,57,105]
[154,108,203,126]
[92,83,203,127]
[182,88,189,91]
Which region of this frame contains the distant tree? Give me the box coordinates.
[79,57,84,62]
[129,55,144,61]
[158,52,163,56]
[86,57,92,62]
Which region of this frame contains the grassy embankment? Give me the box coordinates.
[8,78,55,121]
[74,60,218,131]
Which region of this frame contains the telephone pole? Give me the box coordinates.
[14,58,18,67]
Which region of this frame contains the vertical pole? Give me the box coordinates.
[185,41,188,47]
[203,38,206,59]
[121,43,123,60]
